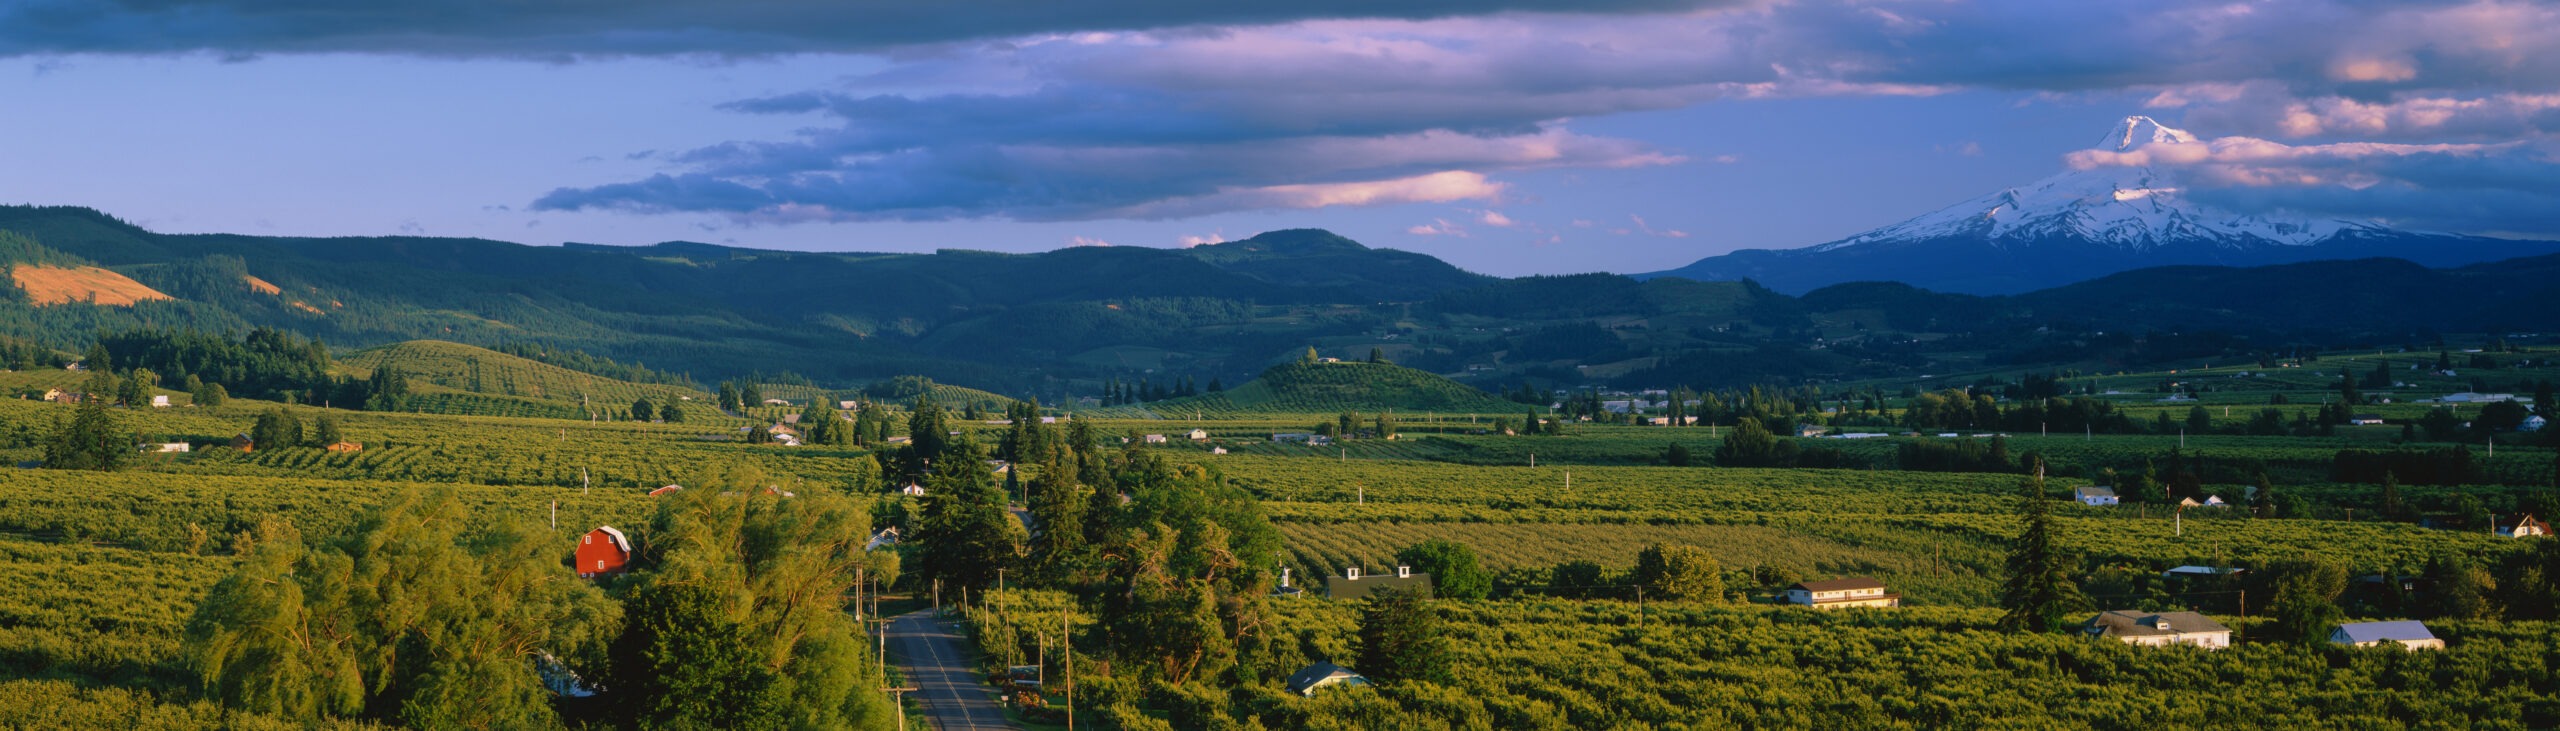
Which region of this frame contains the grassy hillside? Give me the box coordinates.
[1105,361,1529,418]
[342,340,711,411]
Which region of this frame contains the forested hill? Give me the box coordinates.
[7,203,2560,401]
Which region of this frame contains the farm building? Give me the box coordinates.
[902,484,927,497]
[1783,577,1901,610]
[2082,610,2231,649]
[1285,661,1370,696]
[150,395,169,408]
[1142,434,1168,444]
[2349,414,2385,425]
[2162,565,2243,579]
[648,485,684,497]
[1327,565,1433,601]
[1794,424,1826,438]
[865,527,900,550]
[324,442,363,453]
[2499,515,2550,538]
[761,398,792,406]
[2331,621,2443,651]
[1188,428,1210,441]
[576,526,631,578]
[2073,486,2119,506]
[2525,415,2548,432]
[149,442,190,453]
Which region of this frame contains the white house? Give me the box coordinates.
[2082,610,2232,649]
[2073,486,2120,507]
[1188,428,1210,441]
[2499,515,2550,538]
[1783,577,1900,609]
[149,442,190,453]
[2523,415,2548,432]
[2348,414,2386,426]
[2331,621,2443,651]
[838,400,860,410]
[1142,434,1168,444]
[150,395,170,408]
[900,484,926,497]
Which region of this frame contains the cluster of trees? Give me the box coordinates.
[1709,417,1856,469]
[186,487,899,729]
[625,397,687,423]
[1100,374,1209,406]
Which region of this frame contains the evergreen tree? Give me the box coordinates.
[2381,471,2405,521]
[1368,346,1387,364]
[1301,346,1319,365]
[1208,377,1223,393]
[363,365,410,412]
[1355,587,1449,686]
[2422,552,2497,620]
[630,398,656,422]
[42,397,129,471]
[913,435,1019,592]
[116,372,149,407]
[717,381,742,413]
[1027,454,1090,580]
[609,581,786,729]
[1375,412,1397,440]
[660,401,684,423]
[1394,539,1490,600]
[1662,442,1692,467]
[1998,465,2087,632]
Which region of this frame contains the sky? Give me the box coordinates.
[1,0,2554,277]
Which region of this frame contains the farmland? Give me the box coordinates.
[0,337,2554,729]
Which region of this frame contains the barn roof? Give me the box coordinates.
[592,525,631,554]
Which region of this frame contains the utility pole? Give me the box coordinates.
[880,686,918,731]
[933,578,940,614]
[1062,607,1074,731]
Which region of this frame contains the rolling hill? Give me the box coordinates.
[1101,361,1529,418]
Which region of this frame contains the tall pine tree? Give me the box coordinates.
[1999,462,2086,632]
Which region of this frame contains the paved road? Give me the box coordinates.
[887,609,1015,730]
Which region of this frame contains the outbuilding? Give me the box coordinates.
[1783,577,1901,609]
[2331,620,2443,651]
[1285,661,1370,696]
[577,526,632,578]
[2082,610,2231,649]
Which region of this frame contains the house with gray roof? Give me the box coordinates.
[2082,610,2232,649]
[2332,621,2442,650]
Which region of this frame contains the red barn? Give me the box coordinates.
[576,526,631,578]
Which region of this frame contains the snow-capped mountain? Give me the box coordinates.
[1638,116,2553,295]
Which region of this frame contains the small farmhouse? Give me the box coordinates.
[647,484,684,497]
[150,395,170,408]
[865,527,900,551]
[1273,433,1315,443]
[2349,414,2386,426]
[2499,515,2549,538]
[2524,415,2548,432]
[324,442,363,453]
[1188,428,1210,441]
[761,398,792,406]
[1327,565,1433,601]
[2073,486,2119,506]
[2331,620,2443,650]
[2082,610,2232,649]
[1783,577,1901,609]
[2162,565,2243,580]
[1285,661,1370,696]
[576,526,632,578]
[901,484,927,497]
[150,442,190,453]
[1794,424,1826,438]
[1142,434,1168,444]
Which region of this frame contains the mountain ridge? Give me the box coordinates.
[1638,116,2560,294]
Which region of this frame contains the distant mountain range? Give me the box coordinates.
[4,203,2559,397]
[1638,116,2560,295]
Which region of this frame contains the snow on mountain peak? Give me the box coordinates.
[2102,115,2197,151]
[1809,115,2376,253]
